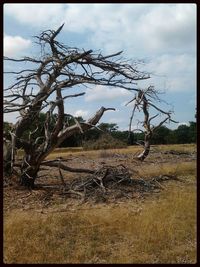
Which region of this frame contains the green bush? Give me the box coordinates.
[83,133,127,150]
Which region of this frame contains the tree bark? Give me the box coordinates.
[17,107,114,188]
[20,166,39,188]
[3,139,12,176]
[137,139,150,161]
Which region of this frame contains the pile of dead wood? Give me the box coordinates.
[4,162,179,203]
[60,164,178,202]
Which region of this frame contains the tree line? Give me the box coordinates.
[80,121,196,147]
[4,115,196,148]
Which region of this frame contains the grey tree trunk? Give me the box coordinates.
[3,139,12,176]
[137,139,150,161]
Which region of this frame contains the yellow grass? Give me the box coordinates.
[5,144,196,263]
[4,175,196,264]
[155,143,196,153]
[137,161,196,178]
[47,143,196,158]
[17,143,196,159]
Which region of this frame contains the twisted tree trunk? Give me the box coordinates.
[4,25,155,189]
[17,107,114,188]
[137,139,151,161]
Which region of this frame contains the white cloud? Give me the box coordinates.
[145,53,196,92]
[4,111,19,123]
[74,109,88,118]
[4,4,65,29]
[137,4,196,54]
[4,35,31,57]
[107,117,123,124]
[69,4,196,56]
[4,4,196,56]
[85,85,132,102]
[178,122,189,127]
[3,4,197,128]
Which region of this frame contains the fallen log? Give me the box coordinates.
[41,160,94,174]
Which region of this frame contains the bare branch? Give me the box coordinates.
[3,24,155,187]
[125,96,136,106]
[41,161,94,174]
[149,113,159,123]
[4,56,42,63]
[127,88,177,161]
[62,92,85,100]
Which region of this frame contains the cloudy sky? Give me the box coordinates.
[3,3,196,130]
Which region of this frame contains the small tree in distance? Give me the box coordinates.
[126,86,178,161]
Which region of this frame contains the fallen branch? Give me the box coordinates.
[41,161,95,174]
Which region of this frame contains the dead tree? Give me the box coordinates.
[3,137,12,177]
[126,86,178,161]
[4,24,150,188]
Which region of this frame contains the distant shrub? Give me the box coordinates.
[97,150,112,158]
[83,133,127,150]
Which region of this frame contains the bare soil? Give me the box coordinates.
[3,147,196,213]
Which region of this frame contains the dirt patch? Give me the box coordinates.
[3,147,196,212]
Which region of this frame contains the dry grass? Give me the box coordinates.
[155,143,196,153]
[137,161,196,178]
[45,146,146,160]
[17,143,196,160]
[4,175,196,264]
[4,144,196,263]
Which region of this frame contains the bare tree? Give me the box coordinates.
[4,24,151,188]
[126,86,178,161]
